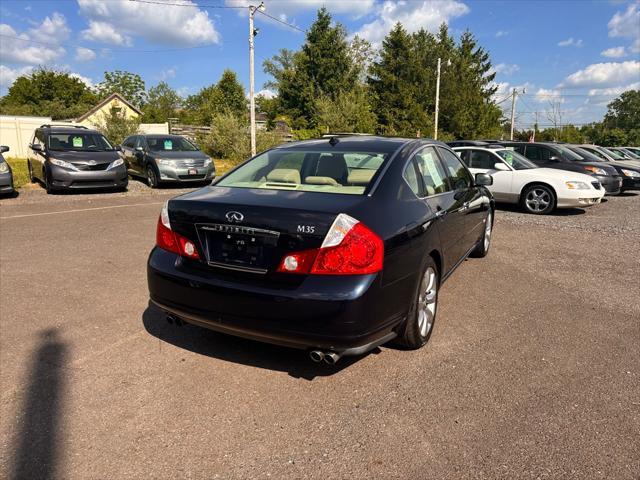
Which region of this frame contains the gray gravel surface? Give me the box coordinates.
[0,190,638,479]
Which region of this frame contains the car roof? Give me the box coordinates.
[273,135,439,155]
[453,146,508,151]
[41,125,101,135]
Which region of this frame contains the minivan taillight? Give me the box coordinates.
[277,213,383,275]
[155,202,200,259]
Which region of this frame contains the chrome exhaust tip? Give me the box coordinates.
[309,350,324,363]
[323,352,340,365]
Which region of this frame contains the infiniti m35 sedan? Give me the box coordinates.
[147,136,495,364]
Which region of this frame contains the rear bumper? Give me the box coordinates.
[50,165,128,189]
[147,247,404,353]
[158,164,215,183]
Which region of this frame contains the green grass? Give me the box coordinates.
[6,158,30,190]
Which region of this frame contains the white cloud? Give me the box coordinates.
[256,89,276,99]
[156,67,177,81]
[0,13,68,65]
[492,63,519,76]
[558,37,583,47]
[353,0,470,47]
[78,0,220,46]
[535,88,565,104]
[561,61,640,88]
[495,30,508,38]
[600,46,627,58]
[0,65,34,88]
[608,3,640,54]
[81,20,133,47]
[75,47,96,62]
[69,72,94,88]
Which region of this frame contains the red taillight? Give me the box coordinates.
[155,207,200,260]
[277,214,383,275]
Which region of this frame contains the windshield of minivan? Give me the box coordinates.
[216,149,389,195]
[48,133,114,151]
[495,150,536,169]
[147,136,197,152]
[556,145,583,161]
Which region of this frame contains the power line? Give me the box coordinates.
[127,0,244,8]
[256,10,306,33]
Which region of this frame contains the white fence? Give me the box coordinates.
[0,115,169,158]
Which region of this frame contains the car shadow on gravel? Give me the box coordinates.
[142,304,372,380]
[616,191,638,197]
[495,202,587,216]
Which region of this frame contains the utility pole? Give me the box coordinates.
[248,2,264,157]
[434,57,441,140]
[509,88,517,141]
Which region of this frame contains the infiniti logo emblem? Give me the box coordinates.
[226,211,244,223]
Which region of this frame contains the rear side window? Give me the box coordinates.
[437,147,473,190]
[414,147,448,196]
[467,150,496,169]
[216,149,389,195]
[524,145,550,161]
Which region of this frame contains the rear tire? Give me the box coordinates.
[471,209,493,258]
[397,256,439,349]
[521,184,555,215]
[146,165,159,189]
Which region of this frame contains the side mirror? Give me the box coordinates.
[30,144,43,152]
[475,172,493,186]
[0,145,9,153]
[549,155,561,162]
[493,162,510,171]
[135,146,144,153]
[114,145,122,152]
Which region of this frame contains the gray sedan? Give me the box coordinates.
[0,146,14,195]
[121,134,215,188]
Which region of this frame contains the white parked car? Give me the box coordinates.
[454,146,605,214]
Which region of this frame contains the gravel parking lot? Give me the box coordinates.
[1,186,638,479]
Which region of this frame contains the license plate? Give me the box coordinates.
[188,168,198,175]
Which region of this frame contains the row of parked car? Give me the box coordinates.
[446,140,640,214]
[0,124,215,195]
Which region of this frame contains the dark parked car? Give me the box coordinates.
[446,140,490,148]
[498,142,622,195]
[121,134,215,188]
[0,146,14,195]
[566,145,640,192]
[27,125,128,193]
[148,136,495,364]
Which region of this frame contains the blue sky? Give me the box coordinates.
[1,0,639,129]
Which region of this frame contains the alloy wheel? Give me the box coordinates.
[525,188,551,213]
[484,211,492,251]
[417,266,437,337]
[147,167,157,188]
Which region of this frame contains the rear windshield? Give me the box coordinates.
[216,150,389,195]
[147,136,197,152]
[48,133,113,151]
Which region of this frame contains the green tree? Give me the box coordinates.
[93,106,141,145]
[603,90,640,131]
[0,68,97,120]
[184,69,246,125]
[368,23,431,136]
[316,88,376,133]
[266,8,355,128]
[97,70,146,107]
[143,82,182,123]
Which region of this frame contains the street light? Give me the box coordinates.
[248,2,265,157]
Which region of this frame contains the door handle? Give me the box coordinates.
[435,209,447,219]
[459,201,470,212]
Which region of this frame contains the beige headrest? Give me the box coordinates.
[266,168,301,184]
[305,176,339,186]
[347,169,375,185]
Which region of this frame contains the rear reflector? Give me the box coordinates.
[277,213,383,275]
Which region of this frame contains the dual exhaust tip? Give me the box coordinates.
[166,315,340,365]
[310,350,340,365]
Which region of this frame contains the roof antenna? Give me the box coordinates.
[329,136,339,146]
